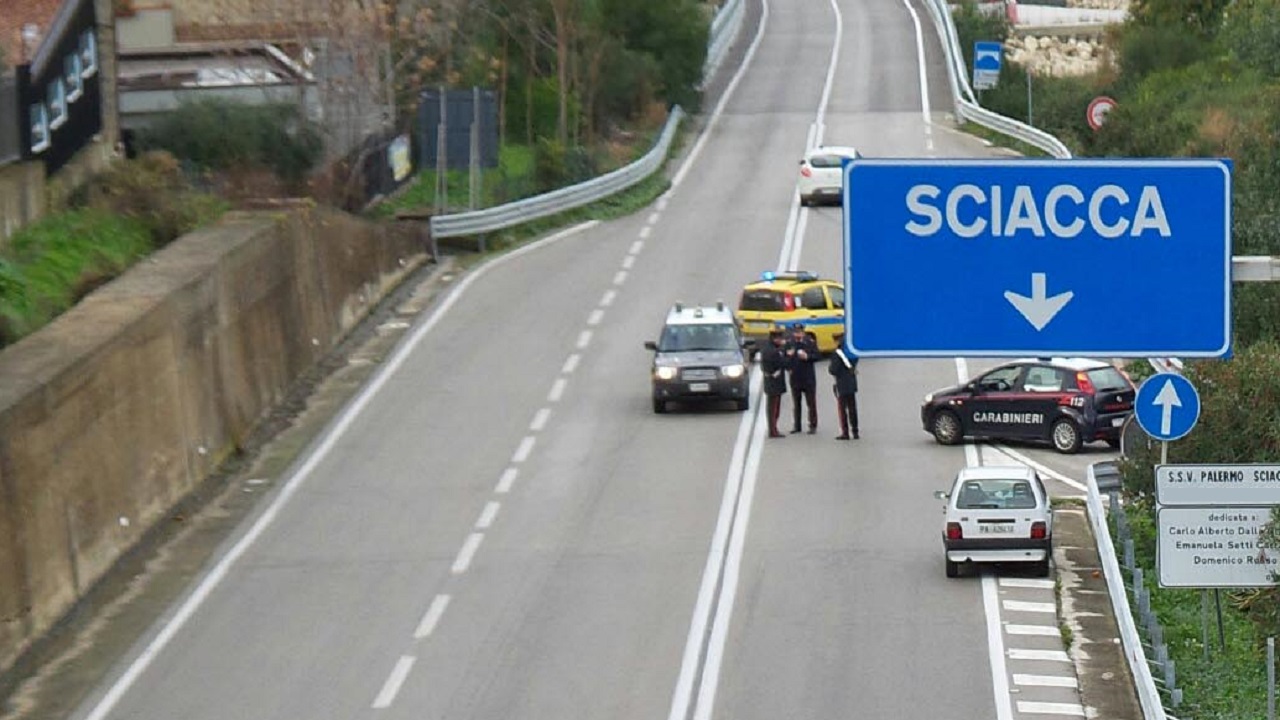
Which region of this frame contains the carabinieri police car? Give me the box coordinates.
[920,358,1136,454]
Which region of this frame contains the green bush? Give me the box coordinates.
[84,151,227,246]
[1112,22,1217,86]
[1222,0,1280,77]
[0,210,153,344]
[137,98,324,184]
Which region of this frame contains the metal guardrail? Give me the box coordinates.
[430,106,685,239]
[430,0,744,241]
[705,0,746,80]
[1087,463,1172,720]
[921,0,1073,158]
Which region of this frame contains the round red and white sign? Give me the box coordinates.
[1087,96,1117,131]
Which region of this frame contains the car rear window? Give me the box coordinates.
[739,290,786,311]
[1086,367,1130,391]
[808,154,847,169]
[955,479,1037,509]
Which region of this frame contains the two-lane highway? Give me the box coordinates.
[61,1,1112,719]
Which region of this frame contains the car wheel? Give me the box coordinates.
[945,558,960,578]
[1051,418,1082,454]
[800,194,811,207]
[736,398,750,412]
[653,399,666,414]
[931,410,963,446]
[1034,557,1051,577]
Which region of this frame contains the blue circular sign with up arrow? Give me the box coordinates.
[1134,372,1201,441]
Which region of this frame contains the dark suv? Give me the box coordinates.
[644,303,753,414]
[920,358,1136,454]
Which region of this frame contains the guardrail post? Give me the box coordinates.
[1172,688,1183,709]
[1164,658,1175,691]
[1269,636,1275,720]
[1133,566,1144,596]
[1124,538,1135,571]
[1152,623,1164,648]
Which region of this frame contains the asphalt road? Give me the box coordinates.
[63,0,1120,719]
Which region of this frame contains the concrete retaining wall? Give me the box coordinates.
[0,205,427,672]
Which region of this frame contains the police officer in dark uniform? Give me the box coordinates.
[829,332,860,439]
[760,329,790,438]
[785,322,819,434]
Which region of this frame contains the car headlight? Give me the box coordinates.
[923,393,934,404]
[655,366,678,380]
[722,364,745,378]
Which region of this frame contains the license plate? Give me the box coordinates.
[689,383,711,393]
[978,524,1015,534]
[1112,417,1126,427]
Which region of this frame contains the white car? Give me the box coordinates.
[797,145,862,206]
[934,465,1053,578]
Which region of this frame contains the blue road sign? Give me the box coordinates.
[1134,373,1200,441]
[973,41,1002,90]
[842,158,1232,358]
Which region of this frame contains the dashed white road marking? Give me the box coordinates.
[1013,674,1078,688]
[621,255,636,270]
[1000,578,1056,590]
[657,196,668,212]
[1006,624,1061,637]
[1008,648,1072,662]
[414,595,450,639]
[371,655,416,709]
[647,212,660,225]
[548,378,567,402]
[451,533,484,574]
[636,229,649,243]
[587,309,605,326]
[576,330,592,349]
[495,468,518,494]
[530,408,551,431]
[476,501,501,529]
[613,270,628,285]
[1016,701,1086,716]
[1003,600,1057,614]
[562,354,581,374]
[600,289,618,307]
[511,436,536,463]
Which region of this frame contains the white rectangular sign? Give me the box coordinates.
[1157,507,1279,588]
[1156,464,1280,506]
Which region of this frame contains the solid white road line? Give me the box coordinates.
[1017,700,1087,716]
[475,501,500,530]
[548,378,567,402]
[1014,673,1079,688]
[511,436,536,464]
[1000,578,1056,590]
[691,372,768,720]
[666,373,763,720]
[451,533,484,574]
[895,0,933,146]
[79,221,603,720]
[1009,648,1072,662]
[371,655,416,709]
[414,595,451,639]
[600,289,618,307]
[562,354,581,374]
[495,468,518,495]
[576,330,592,349]
[530,408,551,432]
[1006,624,1061,637]
[663,0,772,714]
[587,309,605,326]
[1003,600,1057,614]
[613,270,628,285]
[982,575,1016,720]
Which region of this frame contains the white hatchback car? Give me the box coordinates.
[934,465,1053,578]
[798,145,862,206]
